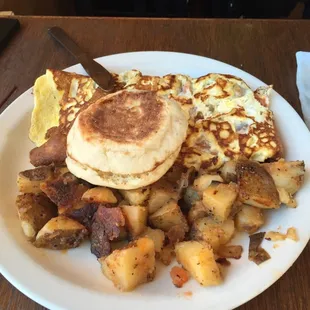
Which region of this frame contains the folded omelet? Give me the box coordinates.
[29,69,282,172]
[29,69,102,146]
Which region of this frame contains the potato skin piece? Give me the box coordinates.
[16,193,58,241]
[236,160,280,209]
[34,216,88,250]
[99,237,156,291]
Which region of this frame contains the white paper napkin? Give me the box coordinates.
[296,51,310,130]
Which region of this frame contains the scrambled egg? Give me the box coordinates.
[30,69,282,171]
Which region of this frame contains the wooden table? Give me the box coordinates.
[0,16,309,310]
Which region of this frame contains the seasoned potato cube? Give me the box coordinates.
[17,166,54,194]
[235,205,264,234]
[191,217,235,251]
[139,227,165,253]
[193,174,223,192]
[121,205,147,237]
[99,238,156,291]
[34,216,88,250]
[16,193,57,241]
[148,180,178,214]
[220,160,237,183]
[82,187,117,204]
[120,187,150,206]
[263,160,305,195]
[149,200,189,232]
[202,183,238,222]
[236,160,280,209]
[175,241,222,286]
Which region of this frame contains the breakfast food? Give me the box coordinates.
[28,70,282,172]
[66,89,188,189]
[15,67,306,292]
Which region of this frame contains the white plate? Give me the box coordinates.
[0,52,309,310]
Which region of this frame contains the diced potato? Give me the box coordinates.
[202,183,238,222]
[139,227,165,253]
[188,201,208,224]
[148,180,178,214]
[220,160,237,183]
[175,241,222,286]
[193,174,223,192]
[277,188,297,208]
[82,187,117,204]
[263,160,305,195]
[17,166,54,194]
[191,217,235,251]
[34,216,88,249]
[99,238,156,291]
[235,205,264,234]
[149,200,189,232]
[16,193,57,241]
[158,245,175,266]
[121,205,147,237]
[120,187,150,206]
[236,160,280,209]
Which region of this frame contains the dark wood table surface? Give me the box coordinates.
[0,16,309,310]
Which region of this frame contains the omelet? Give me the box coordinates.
[30,69,102,146]
[29,69,282,171]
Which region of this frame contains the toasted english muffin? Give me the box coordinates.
[66,89,188,189]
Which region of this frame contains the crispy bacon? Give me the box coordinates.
[30,130,67,167]
[91,206,125,258]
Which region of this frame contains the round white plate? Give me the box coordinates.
[0,52,309,310]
